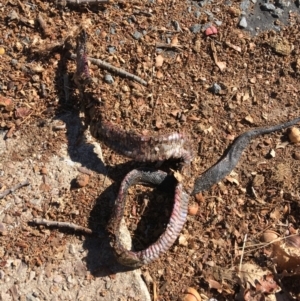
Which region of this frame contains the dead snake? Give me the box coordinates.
[74,29,300,268]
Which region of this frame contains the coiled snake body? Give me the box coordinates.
[75,29,300,268]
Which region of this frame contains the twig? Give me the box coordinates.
[70,53,148,86]
[30,218,93,235]
[155,42,183,51]
[0,180,30,199]
[239,233,247,272]
[37,13,50,37]
[56,0,111,6]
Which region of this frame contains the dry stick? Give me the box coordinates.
[56,0,111,6]
[31,218,93,235]
[0,180,30,199]
[37,13,50,37]
[155,42,183,51]
[238,233,247,273]
[70,53,148,86]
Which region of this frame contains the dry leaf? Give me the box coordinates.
[239,263,280,295]
[0,96,14,111]
[182,287,201,301]
[178,234,188,246]
[271,241,300,270]
[155,116,163,129]
[171,36,179,46]
[155,54,164,67]
[269,207,280,220]
[15,107,31,119]
[156,70,164,79]
[225,175,239,185]
[244,115,254,124]
[260,230,279,243]
[207,278,222,293]
[173,169,183,182]
[216,61,226,71]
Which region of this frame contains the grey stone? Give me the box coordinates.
[108,46,116,54]
[26,293,37,301]
[240,0,250,11]
[194,11,201,18]
[172,20,181,31]
[210,83,222,94]
[261,3,276,11]
[239,16,248,28]
[190,24,202,33]
[272,8,284,17]
[11,59,18,66]
[215,19,222,26]
[104,74,114,84]
[132,31,143,40]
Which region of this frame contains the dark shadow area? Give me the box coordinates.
[244,0,300,35]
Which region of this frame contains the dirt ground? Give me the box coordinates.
[1,0,300,300]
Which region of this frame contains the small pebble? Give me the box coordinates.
[261,3,276,11]
[272,8,283,17]
[109,27,116,35]
[104,74,114,84]
[69,244,76,255]
[40,167,47,175]
[0,47,5,55]
[76,174,89,187]
[26,293,37,301]
[11,59,18,66]
[205,25,218,36]
[107,46,116,54]
[188,203,199,216]
[0,223,7,236]
[122,85,130,92]
[288,127,300,143]
[269,149,276,158]
[172,20,181,31]
[277,0,291,7]
[244,115,254,124]
[189,24,202,33]
[178,234,188,246]
[132,31,143,40]
[194,11,201,18]
[53,275,63,283]
[210,83,222,94]
[239,16,248,28]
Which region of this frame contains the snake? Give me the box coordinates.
[74,29,300,268]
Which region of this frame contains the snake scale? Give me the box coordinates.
[74,29,300,268]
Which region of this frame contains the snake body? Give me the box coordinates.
[107,169,189,268]
[192,117,300,195]
[90,120,194,165]
[75,29,300,267]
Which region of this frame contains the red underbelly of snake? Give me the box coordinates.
[75,29,300,268]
